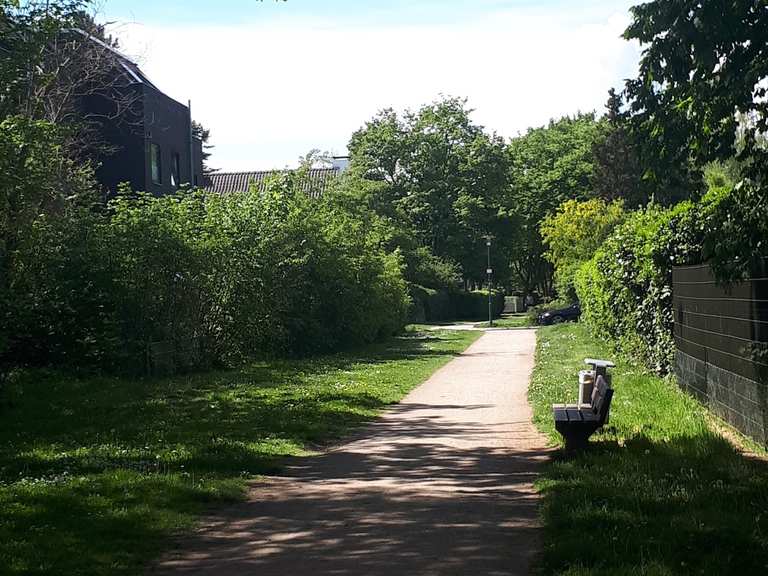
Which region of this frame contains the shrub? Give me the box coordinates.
[1,169,411,375]
[404,246,460,290]
[452,290,505,320]
[575,202,705,373]
[540,198,626,300]
[0,117,106,373]
[572,160,764,374]
[408,285,455,322]
[407,287,504,322]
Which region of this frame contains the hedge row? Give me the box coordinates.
[574,175,767,374]
[409,285,504,322]
[1,173,410,375]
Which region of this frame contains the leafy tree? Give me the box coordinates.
[540,198,626,300]
[298,148,333,169]
[348,96,510,287]
[623,0,768,183]
[622,0,768,280]
[328,170,460,290]
[592,89,647,208]
[192,120,217,181]
[504,113,603,296]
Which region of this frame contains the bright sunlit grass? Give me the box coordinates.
[530,323,768,576]
[474,314,533,329]
[0,329,480,575]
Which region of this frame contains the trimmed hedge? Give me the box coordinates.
[408,285,454,322]
[409,286,504,322]
[452,290,505,320]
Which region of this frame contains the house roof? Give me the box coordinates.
[206,168,341,198]
[66,28,161,92]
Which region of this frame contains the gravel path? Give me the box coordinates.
[153,329,550,576]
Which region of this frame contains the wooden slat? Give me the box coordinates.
[566,408,582,422]
[590,376,604,413]
[581,411,600,422]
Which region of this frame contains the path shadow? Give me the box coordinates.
[153,411,551,576]
[0,331,478,575]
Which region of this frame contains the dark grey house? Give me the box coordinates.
[74,30,204,196]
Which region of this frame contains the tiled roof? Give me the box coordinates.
[205,168,340,198]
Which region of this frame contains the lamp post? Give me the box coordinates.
[485,236,493,327]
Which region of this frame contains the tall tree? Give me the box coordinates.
[192,120,217,181]
[348,96,510,286]
[504,113,603,296]
[592,89,647,208]
[623,0,768,184]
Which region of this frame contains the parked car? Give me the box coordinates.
[538,303,581,325]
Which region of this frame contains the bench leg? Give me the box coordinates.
[562,429,594,451]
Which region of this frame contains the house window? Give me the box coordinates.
[171,153,180,188]
[150,143,162,185]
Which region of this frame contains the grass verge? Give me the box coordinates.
[529,323,768,576]
[474,314,533,329]
[0,328,480,575]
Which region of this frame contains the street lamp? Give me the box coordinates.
[484,236,493,327]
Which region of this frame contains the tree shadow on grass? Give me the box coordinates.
[151,411,550,576]
[0,330,476,575]
[538,431,768,575]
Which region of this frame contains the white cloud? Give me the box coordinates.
[112,5,641,171]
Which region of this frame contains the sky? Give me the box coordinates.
[97,0,643,172]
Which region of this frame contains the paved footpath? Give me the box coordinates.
[153,329,550,576]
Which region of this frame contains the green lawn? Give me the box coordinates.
[0,328,480,575]
[474,314,533,329]
[529,323,768,575]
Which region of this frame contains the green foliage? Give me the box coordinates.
[700,179,768,282]
[530,323,768,575]
[540,198,626,301]
[348,96,510,286]
[574,159,767,375]
[0,116,102,370]
[404,246,460,290]
[451,290,504,320]
[623,0,768,184]
[592,89,648,208]
[329,170,460,292]
[575,203,701,373]
[407,286,503,322]
[1,168,411,374]
[408,284,454,322]
[504,113,605,295]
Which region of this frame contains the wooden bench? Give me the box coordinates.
[552,374,613,451]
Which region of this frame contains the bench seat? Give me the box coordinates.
[552,403,593,411]
[552,375,613,450]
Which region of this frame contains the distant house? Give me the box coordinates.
[71,30,204,196]
[206,157,350,198]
